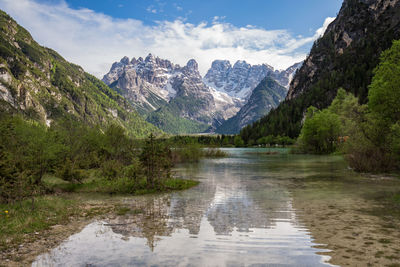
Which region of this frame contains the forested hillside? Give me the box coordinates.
[0,10,159,137]
[240,0,400,143]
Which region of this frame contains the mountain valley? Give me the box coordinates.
[103,55,300,134]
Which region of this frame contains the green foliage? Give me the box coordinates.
[240,1,400,143]
[146,106,209,134]
[202,148,228,158]
[234,135,245,147]
[0,116,63,204]
[140,134,172,188]
[9,60,27,79]
[171,142,203,164]
[297,107,341,154]
[101,160,124,180]
[0,43,13,59]
[257,135,295,147]
[123,158,143,183]
[0,10,160,138]
[0,115,170,203]
[294,41,400,171]
[56,159,84,184]
[18,40,45,64]
[0,195,80,251]
[368,40,400,124]
[342,41,400,171]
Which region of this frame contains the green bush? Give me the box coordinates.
[101,160,124,180]
[234,135,245,147]
[202,148,228,158]
[297,107,341,154]
[140,134,172,188]
[57,159,84,184]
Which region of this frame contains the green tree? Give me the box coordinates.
[0,116,62,206]
[12,119,62,185]
[344,40,400,171]
[368,40,400,124]
[233,135,245,147]
[140,134,172,188]
[298,107,341,154]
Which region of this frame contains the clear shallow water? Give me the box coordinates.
[33,148,337,267]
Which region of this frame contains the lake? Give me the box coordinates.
[32,148,400,266]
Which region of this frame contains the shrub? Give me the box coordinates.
[202,148,228,158]
[101,160,124,180]
[57,159,84,184]
[140,134,172,188]
[234,135,245,147]
[297,107,341,154]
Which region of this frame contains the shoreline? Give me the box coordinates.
[0,180,199,266]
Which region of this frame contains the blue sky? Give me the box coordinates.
[48,0,342,36]
[0,0,343,76]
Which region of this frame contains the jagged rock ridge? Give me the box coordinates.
[103,55,302,134]
[216,77,287,134]
[204,60,301,100]
[103,55,243,133]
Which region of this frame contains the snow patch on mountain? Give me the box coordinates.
[204,60,302,100]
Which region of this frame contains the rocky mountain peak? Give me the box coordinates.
[145,53,155,63]
[211,60,231,71]
[120,56,130,65]
[102,54,243,132]
[233,60,251,69]
[183,59,199,75]
[204,59,301,100]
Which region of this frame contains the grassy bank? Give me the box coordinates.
[0,175,199,255]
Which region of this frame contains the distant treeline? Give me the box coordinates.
[167,134,295,148]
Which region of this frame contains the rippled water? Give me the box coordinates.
[33,148,337,267]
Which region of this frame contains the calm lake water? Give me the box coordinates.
[32,148,400,266]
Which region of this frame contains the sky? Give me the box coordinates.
[0,0,343,77]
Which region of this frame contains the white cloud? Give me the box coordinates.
[146,5,157,14]
[0,0,335,77]
[174,4,183,11]
[316,17,336,37]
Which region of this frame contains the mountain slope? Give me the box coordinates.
[240,0,400,141]
[0,10,160,137]
[203,60,300,100]
[103,55,243,134]
[216,77,286,134]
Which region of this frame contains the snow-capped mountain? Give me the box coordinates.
[102,54,243,133]
[103,54,179,113]
[216,77,287,134]
[103,54,301,134]
[203,60,302,100]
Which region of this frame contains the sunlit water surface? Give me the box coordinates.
[33,148,337,267]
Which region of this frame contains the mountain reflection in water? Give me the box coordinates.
[32,148,333,267]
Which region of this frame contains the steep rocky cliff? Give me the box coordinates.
[204,60,300,99]
[216,77,286,134]
[103,55,243,133]
[241,0,400,141]
[104,55,300,134]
